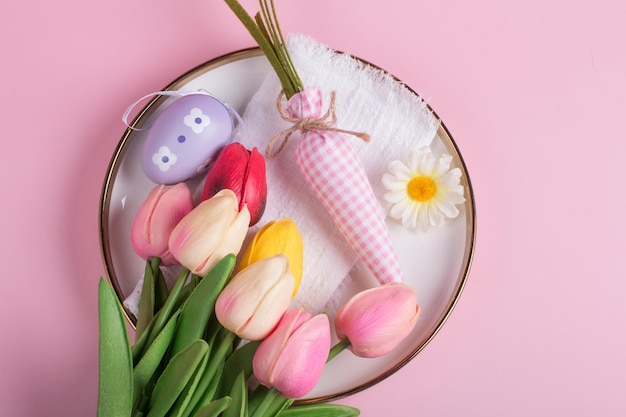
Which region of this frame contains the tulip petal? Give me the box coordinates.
[169,190,239,274]
[240,147,267,225]
[131,183,194,265]
[202,143,248,202]
[201,143,267,226]
[334,283,420,358]
[237,218,303,295]
[253,309,303,384]
[195,204,251,276]
[253,309,330,398]
[237,220,274,271]
[215,255,294,340]
[242,271,295,339]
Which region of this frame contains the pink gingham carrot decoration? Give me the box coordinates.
[267,89,404,285]
[225,0,405,285]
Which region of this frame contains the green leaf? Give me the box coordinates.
[249,387,280,417]
[154,259,169,311]
[97,278,133,417]
[170,254,236,356]
[192,397,232,417]
[169,345,210,417]
[264,395,293,417]
[221,371,247,417]
[133,310,181,405]
[279,404,360,417]
[136,259,156,339]
[185,330,237,416]
[140,267,189,358]
[146,340,209,417]
[132,312,157,365]
[218,340,260,398]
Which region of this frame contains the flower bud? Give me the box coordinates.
[237,218,303,295]
[130,183,194,265]
[201,142,267,226]
[253,308,330,398]
[215,254,294,341]
[168,189,250,276]
[334,283,420,358]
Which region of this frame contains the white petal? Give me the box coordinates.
[389,200,409,220]
[387,160,412,180]
[433,154,453,177]
[382,174,408,192]
[409,148,430,169]
[403,204,419,229]
[384,190,409,204]
[439,173,461,189]
[427,203,444,226]
[416,205,430,231]
[434,198,460,219]
[446,189,467,204]
[420,151,437,174]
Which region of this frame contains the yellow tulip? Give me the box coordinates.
[237,218,303,296]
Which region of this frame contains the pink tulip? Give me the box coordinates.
[334,283,420,358]
[168,189,250,276]
[253,308,331,398]
[130,183,194,265]
[215,254,294,340]
[201,142,267,226]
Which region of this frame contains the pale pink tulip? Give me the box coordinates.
[334,283,420,358]
[130,183,194,265]
[253,308,331,398]
[168,189,250,276]
[215,254,294,340]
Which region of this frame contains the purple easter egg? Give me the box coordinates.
[141,94,234,184]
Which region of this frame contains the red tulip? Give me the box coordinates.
[253,308,331,398]
[201,142,267,226]
[334,283,420,358]
[130,183,194,265]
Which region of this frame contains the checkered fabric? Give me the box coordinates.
[291,88,404,285]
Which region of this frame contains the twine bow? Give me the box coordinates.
[265,90,371,159]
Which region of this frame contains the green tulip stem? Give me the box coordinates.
[224,0,303,98]
[327,338,351,363]
[249,387,280,417]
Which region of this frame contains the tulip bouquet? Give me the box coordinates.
[98,184,419,416]
[98,137,421,416]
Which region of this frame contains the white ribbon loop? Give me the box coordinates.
[122,90,245,133]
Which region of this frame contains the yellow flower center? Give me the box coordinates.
[407,176,437,202]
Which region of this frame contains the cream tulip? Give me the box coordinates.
[168,189,250,276]
[215,254,294,340]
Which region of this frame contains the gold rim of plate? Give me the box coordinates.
[98,47,477,404]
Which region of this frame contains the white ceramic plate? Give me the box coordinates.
[99,48,476,403]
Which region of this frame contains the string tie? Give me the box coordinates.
[266,90,370,159]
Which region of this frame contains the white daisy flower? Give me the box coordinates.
[382,148,465,231]
[184,107,211,134]
[152,146,178,172]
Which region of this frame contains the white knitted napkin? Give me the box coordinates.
[237,34,439,314]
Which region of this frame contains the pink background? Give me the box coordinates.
[1,0,625,415]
